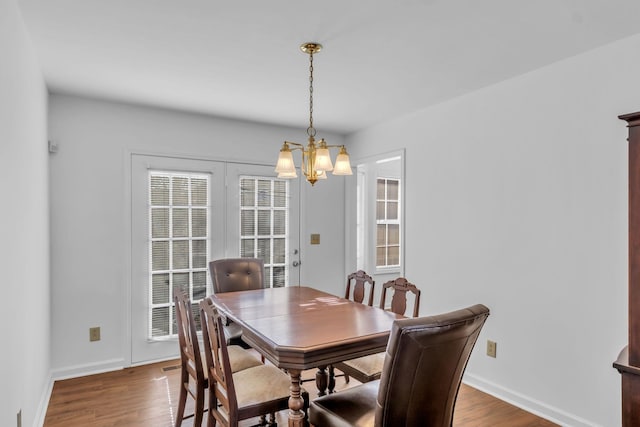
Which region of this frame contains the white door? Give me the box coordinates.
[130,155,300,364]
[226,163,301,286]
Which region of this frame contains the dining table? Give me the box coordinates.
[209,285,403,427]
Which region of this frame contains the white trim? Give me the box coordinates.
[123,148,133,367]
[33,373,54,427]
[124,148,275,367]
[50,358,126,381]
[463,372,600,427]
[125,147,273,168]
[351,149,406,277]
[130,355,181,368]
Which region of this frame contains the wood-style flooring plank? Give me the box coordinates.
[43,358,557,427]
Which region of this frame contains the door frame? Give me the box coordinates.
[124,149,302,366]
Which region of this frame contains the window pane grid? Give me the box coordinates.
[148,171,210,339]
[240,176,289,288]
[376,178,401,268]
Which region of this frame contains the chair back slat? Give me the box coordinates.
[345,270,375,306]
[174,290,205,384]
[174,289,208,426]
[380,277,421,317]
[200,297,239,427]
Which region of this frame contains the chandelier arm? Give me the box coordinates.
[284,141,305,149]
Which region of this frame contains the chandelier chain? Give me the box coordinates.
[275,42,353,185]
[307,51,316,137]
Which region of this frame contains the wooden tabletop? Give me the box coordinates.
[210,286,403,370]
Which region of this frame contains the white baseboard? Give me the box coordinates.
[33,374,54,427]
[50,358,126,381]
[463,373,599,427]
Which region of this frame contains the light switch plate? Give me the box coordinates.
[487,340,497,358]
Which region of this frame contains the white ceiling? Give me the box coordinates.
[17,0,640,134]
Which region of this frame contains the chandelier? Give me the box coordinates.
[275,42,353,185]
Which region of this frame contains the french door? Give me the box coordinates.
[130,154,300,364]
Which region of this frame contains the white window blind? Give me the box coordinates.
[376,178,401,268]
[239,176,289,287]
[148,171,210,339]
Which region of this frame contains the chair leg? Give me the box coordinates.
[268,412,276,426]
[175,379,188,427]
[328,365,349,390]
[194,382,205,427]
[207,392,217,427]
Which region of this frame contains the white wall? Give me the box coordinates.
[48,95,347,374]
[0,1,50,426]
[346,34,640,426]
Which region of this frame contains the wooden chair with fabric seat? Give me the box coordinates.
[174,289,262,427]
[208,258,265,343]
[325,270,376,388]
[380,277,421,318]
[174,289,208,427]
[344,270,375,306]
[200,296,309,427]
[333,277,421,384]
[309,304,490,427]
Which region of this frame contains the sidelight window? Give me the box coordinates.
[239,177,289,288]
[376,178,401,268]
[148,171,210,339]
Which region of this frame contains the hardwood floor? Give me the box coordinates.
[44,357,557,426]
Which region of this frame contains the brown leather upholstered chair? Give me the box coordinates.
[200,297,308,427]
[174,289,262,427]
[344,270,375,306]
[334,277,421,384]
[209,258,265,294]
[208,258,265,342]
[309,304,490,427]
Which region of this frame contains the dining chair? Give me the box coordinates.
[174,289,262,427]
[344,270,375,306]
[333,277,421,384]
[208,258,265,343]
[380,277,421,318]
[200,296,309,427]
[174,289,208,427]
[309,304,490,427]
[325,270,376,388]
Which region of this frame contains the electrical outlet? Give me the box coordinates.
[17,409,21,427]
[89,327,101,342]
[487,340,497,358]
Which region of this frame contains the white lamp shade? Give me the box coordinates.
[315,170,327,180]
[332,148,353,175]
[314,147,333,171]
[277,169,298,178]
[275,148,296,174]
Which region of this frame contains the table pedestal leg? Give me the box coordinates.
[287,369,306,427]
[315,365,328,396]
